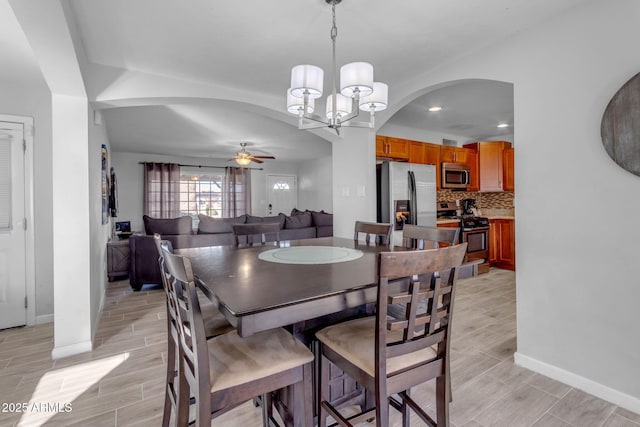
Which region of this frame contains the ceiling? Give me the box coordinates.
[4,0,590,160]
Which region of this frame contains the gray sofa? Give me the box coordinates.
[128,209,333,290]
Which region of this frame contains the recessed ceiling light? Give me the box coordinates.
[497,123,509,128]
[428,106,442,112]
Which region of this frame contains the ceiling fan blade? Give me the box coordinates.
[252,155,276,159]
[251,158,264,164]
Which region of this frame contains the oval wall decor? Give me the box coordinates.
[601,72,640,177]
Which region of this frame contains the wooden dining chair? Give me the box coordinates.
[232,222,281,247]
[153,234,233,427]
[161,246,314,427]
[316,243,467,427]
[397,225,461,404]
[354,221,393,246]
[402,224,460,250]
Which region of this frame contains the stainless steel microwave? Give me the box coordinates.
[441,162,470,189]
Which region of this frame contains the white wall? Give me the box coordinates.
[51,94,92,358]
[88,104,111,335]
[509,0,640,408]
[331,128,377,238]
[297,156,333,213]
[396,0,640,410]
[0,81,54,322]
[110,151,331,231]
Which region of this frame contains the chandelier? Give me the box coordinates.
[286,0,388,134]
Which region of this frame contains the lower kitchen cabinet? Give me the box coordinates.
[489,219,515,270]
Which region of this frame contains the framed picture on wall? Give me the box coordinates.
[101,144,109,225]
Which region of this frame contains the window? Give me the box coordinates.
[273,182,290,190]
[179,170,223,226]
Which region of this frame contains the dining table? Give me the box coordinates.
[176,236,391,338]
[177,236,411,422]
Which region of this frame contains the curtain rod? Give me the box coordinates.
[138,162,263,171]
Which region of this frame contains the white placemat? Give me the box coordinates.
[258,246,363,265]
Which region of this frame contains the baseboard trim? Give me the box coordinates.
[514,352,640,414]
[51,341,92,360]
[35,314,54,325]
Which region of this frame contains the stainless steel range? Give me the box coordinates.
[437,201,490,271]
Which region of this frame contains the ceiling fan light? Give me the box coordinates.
[326,93,352,119]
[235,156,252,166]
[287,88,315,114]
[340,62,373,98]
[290,65,324,99]
[359,82,388,112]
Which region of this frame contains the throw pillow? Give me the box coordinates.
[284,211,312,229]
[311,210,333,227]
[197,214,247,234]
[143,215,192,235]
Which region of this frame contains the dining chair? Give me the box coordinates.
[402,224,459,250]
[397,225,461,404]
[153,234,233,427]
[161,246,314,427]
[315,243,467,427]
[353,221,393,246]
[232,222,281,247]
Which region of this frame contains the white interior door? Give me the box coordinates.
[266,174,297,216]
[0,121,26,329]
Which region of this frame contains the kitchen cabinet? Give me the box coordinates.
[409,141,439,165]
[466,150,479,192]
[463,141,512,192]
[503,147,515,191]
[376,135,408,160]
[408,141,426,163]
[489,218,515,270]
[409,141,441,189]
[440,146,471,164]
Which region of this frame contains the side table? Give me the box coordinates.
[107,238,130,281]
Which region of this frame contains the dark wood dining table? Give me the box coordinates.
[176,236,389,338]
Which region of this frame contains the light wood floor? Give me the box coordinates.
[1,268,638,426]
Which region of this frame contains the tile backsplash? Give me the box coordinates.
[437,190,514,210]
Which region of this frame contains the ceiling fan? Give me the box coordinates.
[229,142,275,165]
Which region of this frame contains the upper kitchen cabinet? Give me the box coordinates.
[376,135,408,160]
[503,147,515,191]
[463,141,513,192]
[409,141,439,165]
[466,150,479,192]
[440,146,472,164]
[409,141,441,189]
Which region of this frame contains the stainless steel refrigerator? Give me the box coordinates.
[377,161,437,246]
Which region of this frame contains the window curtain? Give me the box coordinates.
[222,167,251,217]
[143,162,180,218]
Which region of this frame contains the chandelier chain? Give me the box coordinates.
[330,0,338,125]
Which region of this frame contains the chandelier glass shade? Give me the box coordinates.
[286,0,388,134]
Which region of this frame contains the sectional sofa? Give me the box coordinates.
[128,209,333,290]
